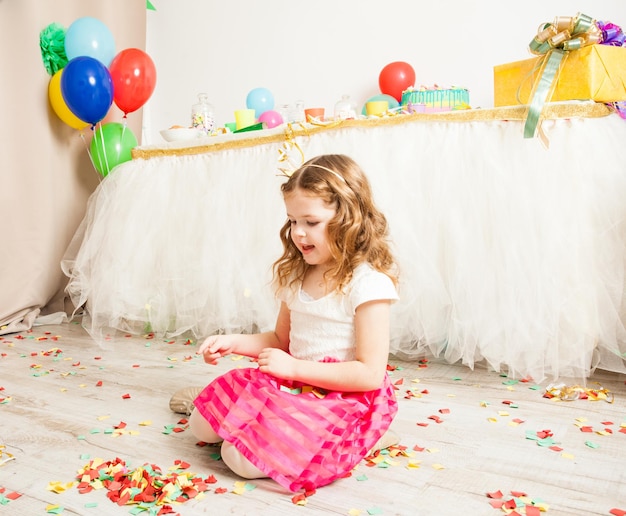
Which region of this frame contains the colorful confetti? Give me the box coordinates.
[486,489,548,514]
[544,383,614,403]
[74,457,212,509]
[2,324,624,514]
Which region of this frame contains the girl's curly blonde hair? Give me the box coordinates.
[273,154,398,294]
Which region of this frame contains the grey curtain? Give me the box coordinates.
[0,0,147,334]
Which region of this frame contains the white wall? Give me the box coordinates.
[143,1,626,144]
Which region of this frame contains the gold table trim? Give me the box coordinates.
[132,102,612,160]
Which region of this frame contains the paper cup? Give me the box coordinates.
[234,109,256,130]
[365,100,389,116]
[304,107,325,122]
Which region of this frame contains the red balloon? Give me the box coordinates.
[109,48,157,115]
[378,61,416,102]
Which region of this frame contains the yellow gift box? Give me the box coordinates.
[494,45,626,107]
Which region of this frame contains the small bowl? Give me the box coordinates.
[160,127,202,142]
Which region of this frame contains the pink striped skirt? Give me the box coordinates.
[193,366,398,492]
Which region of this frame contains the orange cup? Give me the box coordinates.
[304,107,325,122]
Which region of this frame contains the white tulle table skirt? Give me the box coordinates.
[62,105,626,381]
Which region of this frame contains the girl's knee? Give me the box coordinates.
[189,409,222,443]
[220,442,266,479]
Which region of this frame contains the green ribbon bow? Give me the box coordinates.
[524,13,602,139]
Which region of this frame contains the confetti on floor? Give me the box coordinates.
[291,488,315,506]
[73,457,213,510]
[0,486,22,506]
[486,489,548,514]
[3,325,624,514]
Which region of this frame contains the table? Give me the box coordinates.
[62,103,626,381]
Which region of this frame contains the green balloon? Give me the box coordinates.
[90,122,138,177]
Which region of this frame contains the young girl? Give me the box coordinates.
[189,154,399,492]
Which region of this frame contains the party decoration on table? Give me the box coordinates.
[233,122,264,133]
[246,87,275,117]
[523,13,625,140]
[39,23,68,75]
[378,61,415,102]
[109,48,157,116]
[304,107,325,122]
[401,86,470,113]
[64,16,116,67]
[598,21,626,119]
[234,108,257,130]
[160,126,202,142]
[597,20,626,46]
[90,122,138,177]
[334,94,357,120]
[364,100,388,117]
[61,56,114,126]
[360,93,399,115]
[258,109,284,129]
[48,69,89,130]
[610,101,626,119]
[191,93,215,134]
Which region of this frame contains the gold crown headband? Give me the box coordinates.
[303,163,347,184]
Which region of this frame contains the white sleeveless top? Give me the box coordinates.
[278,263,398,362]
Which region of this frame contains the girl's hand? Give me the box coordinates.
[257,347,296,379]
[198,335,234,365]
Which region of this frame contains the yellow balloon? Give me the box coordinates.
[48,70,89,130]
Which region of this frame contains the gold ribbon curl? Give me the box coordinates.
[544,382,614,403]
[277,122,307,177]
[277,118,346,177]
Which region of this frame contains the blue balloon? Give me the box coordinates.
[61,56,114,125]
[246,87,274,117]
[65,16,116,67]
[361,94,400,115]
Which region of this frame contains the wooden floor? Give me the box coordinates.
[1,320,625,516]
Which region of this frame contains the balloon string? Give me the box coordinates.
[80,127,102,184]
[97,121,111,175]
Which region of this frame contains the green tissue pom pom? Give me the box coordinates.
[40,22,68,76]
